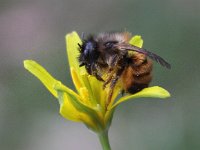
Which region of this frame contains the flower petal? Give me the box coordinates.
[54,83,104,132]
[87,75,104,106]
[24,60,60,98]
[71,67,82,90]
[79,87,91,105]
[58,91,82,122]
[129,35,143,48]
[110,86,170,110]
[80,74,99,106]
[58,89,100,131]
[66,31,86,75]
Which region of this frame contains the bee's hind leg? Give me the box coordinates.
[106,67,125,107]
[110,67,124,89]
[103,69,115,89]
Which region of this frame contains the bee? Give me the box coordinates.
[78,32,170,99]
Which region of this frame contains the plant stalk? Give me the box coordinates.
[98,130,111,150]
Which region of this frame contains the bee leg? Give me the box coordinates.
[103,69,115,89]
[106,75,120,107]
[103,75,113,89]
[94,72,104,81]
[121,90,125,96]
[103,56,121,89]
[107,54,118,68]
[110,67,124,89]
[106,67,125,107]
[91,64,104,81]
[106,89,114,108]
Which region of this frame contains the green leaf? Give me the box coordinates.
[24,60,60,98]
[110,86,170,110]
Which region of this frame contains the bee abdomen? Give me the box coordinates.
[122,55,153,94]
[127,83,149,94]
[127,72,152,94]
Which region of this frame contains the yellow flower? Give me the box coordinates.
[24,31,170,133]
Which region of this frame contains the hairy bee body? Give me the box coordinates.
[121,53,153,93]
[78,32,170,95]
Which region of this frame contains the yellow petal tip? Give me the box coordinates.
[129,35,143,48]
[65,31,78,39]
[23,59,33,68]
[111,86,171,110]
[149,86,171,98]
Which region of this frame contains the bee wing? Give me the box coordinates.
[116,44,171,69]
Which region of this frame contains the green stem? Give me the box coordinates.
[98,130,111,150]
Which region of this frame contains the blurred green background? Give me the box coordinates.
[0,0,200,150]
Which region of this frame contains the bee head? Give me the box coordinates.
[78,36,99,74]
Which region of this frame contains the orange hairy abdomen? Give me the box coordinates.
[122,53,153,94]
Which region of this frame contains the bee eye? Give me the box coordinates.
[104,41,118,49]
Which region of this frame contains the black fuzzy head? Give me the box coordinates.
[78,36,100,74]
